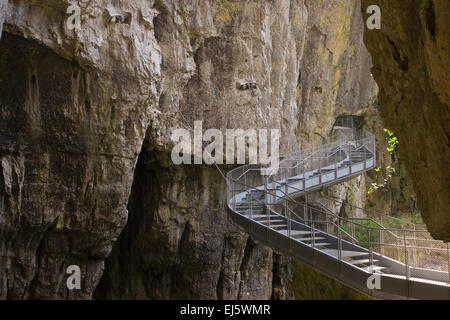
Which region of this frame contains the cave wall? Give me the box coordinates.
[0,0,380,299]
[361,0,450,241]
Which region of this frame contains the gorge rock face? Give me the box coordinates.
[0,0,161,299]
[1,0,377,299]
[361,0,450,241]
[97,0,376,299]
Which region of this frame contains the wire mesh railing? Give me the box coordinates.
[226,128,450,290]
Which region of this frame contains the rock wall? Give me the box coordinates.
[0,0,378,299]
[361,0,450,241]
[0,0,161,299]
[97,0,377,299]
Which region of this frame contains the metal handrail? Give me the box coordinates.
[226,127,450,293]
[251,192,447,255]
[268,136,373,181]
[318,192,427,229]
[232,130,354,181]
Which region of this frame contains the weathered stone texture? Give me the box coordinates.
[0,0,379,299]
[361,0,450,241]
[0,0,161,299]
[97,0,377,299]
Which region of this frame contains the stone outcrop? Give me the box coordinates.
[361,0,450,241]
[0,0,380,299]
[0,0,161,299]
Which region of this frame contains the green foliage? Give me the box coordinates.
[367,129,401,195]
[368,166,398,195]
[341,215,424,249]
[409,211,424,224]
[384,128,399,155]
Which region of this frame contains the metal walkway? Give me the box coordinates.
[226,127,450,300]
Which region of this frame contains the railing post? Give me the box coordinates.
[348,143,352,175]
[447,242,450,286]
[304,193,308,225]
[319,165,322,185]
[334,160,337,180]
[404,230,410,280]
[380,216,384,256]
[232,181,236,210]
[302,162,306,192]
[351,209,355,244]
[338,220,342,261]
[309,207,315,256]
[318,153,322,185]
[412,224,417,268]
[326,212,330,234]
[369,229,373,273]
[363,142,367,170]
[245,174,249,217]
[227,179,230,208]
[404,230,410,299]
[285,171,290,240]
[264,176,270,240]
[373,135,376,168]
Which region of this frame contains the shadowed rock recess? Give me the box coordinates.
[0,0,442,300]
[361,0,450,241]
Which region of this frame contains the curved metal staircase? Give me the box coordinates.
[226,127,450,300]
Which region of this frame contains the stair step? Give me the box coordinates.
[322,249,368,259]
[296,237,326,242]
[312,242,332,247]
[235,205,264,210]
[259,219,286,225]
[244,192,265,197]
[235,202,264,206]
[271,225,289,230]
[246,214,277,219]
[242,199,265,203]
[248,195,264,199]
[277,230,320,237]
[239,209,264,215]
[347,259,379,265]
[242,208,264,213]
[362,265,387,272]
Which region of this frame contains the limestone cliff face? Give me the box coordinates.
[96,0,377,299]
[0,0,377,299]
[361,0,450,241]
[0,0,161,299]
